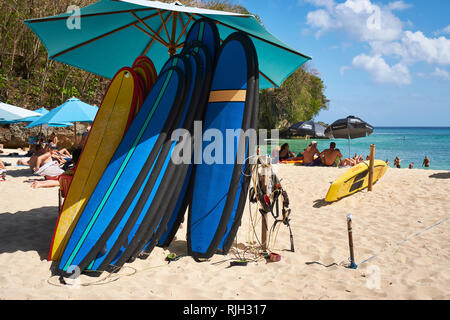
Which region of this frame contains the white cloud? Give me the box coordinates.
[307,9,332,37]
[431,68,450,81]
[386,1,412,11]
[304,0,450,84]
[434,25,450,36]
[340,66,351,75]
[352,54,411,85]
[306,0,404,42]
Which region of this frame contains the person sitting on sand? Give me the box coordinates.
[279,143,295,161]
[47,132,58,149]
[422,156,430,168]
[31,148,82,189]
[17,144,45,171]
[409,162,414,169]
[319,142,343,167]
[0,160,7,179]
[303,141,321,166]
[394,157,401,168]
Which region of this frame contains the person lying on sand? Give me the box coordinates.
[339,154,364,167]
[31,148,82,189]
[319,142,343,167]
[303,141,321,166]
[279,143,295,161]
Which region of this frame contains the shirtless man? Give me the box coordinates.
[18,144,45,172]
[319,142,343,167]
[303,141,321,166]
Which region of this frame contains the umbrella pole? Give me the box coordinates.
[74,123,77,146]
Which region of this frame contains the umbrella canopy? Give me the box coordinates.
[0,102,42,122]
[289,121,326,138]
[26,98,98,128]
[325,116,374,139]
[325,116,374,158]
[24,0,311,89]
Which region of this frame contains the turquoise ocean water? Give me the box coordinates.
[263,127,450,171]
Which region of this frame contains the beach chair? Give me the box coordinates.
[58,174,73,212]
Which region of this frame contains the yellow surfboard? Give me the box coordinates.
[325,160,388,202]
[49,67,140,261]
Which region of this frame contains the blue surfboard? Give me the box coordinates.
[58,66,187,275]
[139,42,215,257]
[109,41,217,267]
[158,19,220,248]
[187,32,259,260]
[90,53,204,271]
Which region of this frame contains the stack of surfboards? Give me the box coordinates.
[52,19,260,276]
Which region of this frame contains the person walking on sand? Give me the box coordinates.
[303,141,321,166]
[422,156,430,168]
[319,142,343,167]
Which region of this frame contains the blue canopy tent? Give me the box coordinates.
[24,0,312,89]
[27,98,98,144]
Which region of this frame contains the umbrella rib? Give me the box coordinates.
[259,70,278,88]
[175,13,194,46]
[158,9,171,43]
[133,24,168,47]
[50,11,161,59]
[131,11,169,47]
[168,12,178,55]
[141,12,174,56]
[197,13,311,60]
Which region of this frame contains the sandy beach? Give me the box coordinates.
[0,148,449,300]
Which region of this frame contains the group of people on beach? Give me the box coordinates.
[278,141,367,168]
[276,141,432,169]
[0,128,90,187]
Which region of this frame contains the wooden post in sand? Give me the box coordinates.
[368,144,376,191]
[347,214,357,269]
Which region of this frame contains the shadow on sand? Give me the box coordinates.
[313,199,332,208]
[0,206,58,261]
[429,172,450,179]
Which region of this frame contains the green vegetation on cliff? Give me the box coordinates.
[0,0,328,130]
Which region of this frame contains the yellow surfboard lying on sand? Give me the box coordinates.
[48,67,141,261]
[325,160,388,202]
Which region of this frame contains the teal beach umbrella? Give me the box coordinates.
[26,98,98,143]
[24,0,312,89]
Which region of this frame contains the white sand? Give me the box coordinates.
[1,148,449,300]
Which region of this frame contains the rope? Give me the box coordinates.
[47,262,169,287]
[358,216,450,266]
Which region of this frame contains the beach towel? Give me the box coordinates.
[35,161,64,177]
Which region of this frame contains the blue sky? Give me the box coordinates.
[227,0,450,126]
